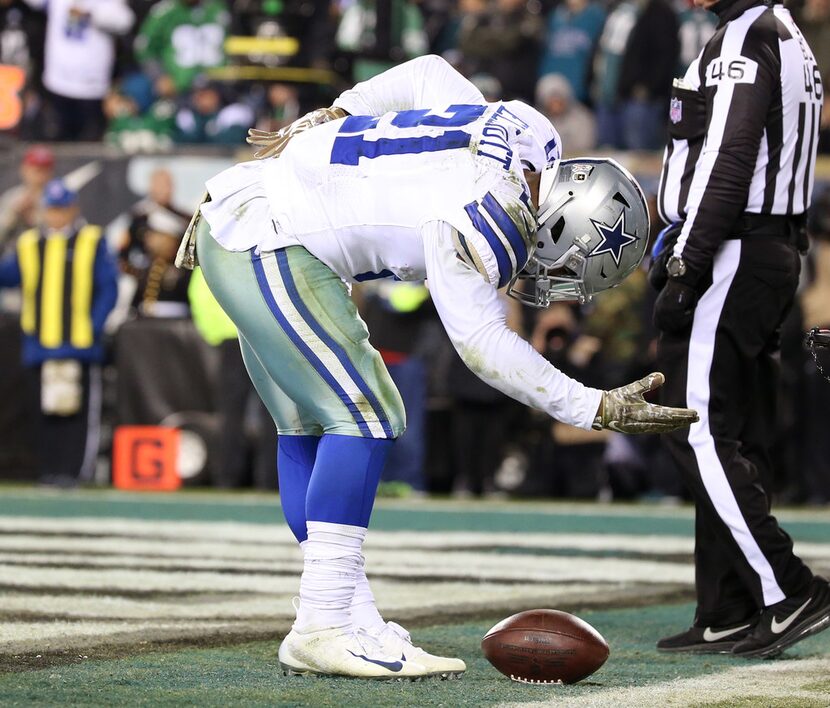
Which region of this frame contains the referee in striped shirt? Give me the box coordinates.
[651,0,830,658]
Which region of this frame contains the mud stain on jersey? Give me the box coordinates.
[456,344,502,381]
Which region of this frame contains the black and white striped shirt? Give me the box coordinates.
[657,0,822,275]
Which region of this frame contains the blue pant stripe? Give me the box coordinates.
[250,251,373,437]
[275,250,395,438]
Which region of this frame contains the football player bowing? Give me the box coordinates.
[178,55,698,680]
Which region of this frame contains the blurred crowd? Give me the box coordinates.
[1,0,830,503]
[1,0,829,152]
[1,144,829,505]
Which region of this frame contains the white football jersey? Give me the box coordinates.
[204,100,559,290]
[200,56,602,430]
[25,0,134,99]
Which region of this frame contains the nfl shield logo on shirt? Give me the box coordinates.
[669,98,682,125]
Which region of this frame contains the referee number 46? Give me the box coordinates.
[804,62,823,102]
[705,57,758,86]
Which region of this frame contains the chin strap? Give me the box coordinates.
[593,372,699,434]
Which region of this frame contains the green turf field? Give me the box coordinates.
[2,604,830,708]
[1,486,829,707]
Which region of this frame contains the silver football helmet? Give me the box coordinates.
[507,158,650,307]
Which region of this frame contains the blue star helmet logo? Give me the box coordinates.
[589,212,639,267]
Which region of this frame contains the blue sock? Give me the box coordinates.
[306,434,394,528]
[277,435,320,542]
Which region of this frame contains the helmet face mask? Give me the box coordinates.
[507,158,650,307]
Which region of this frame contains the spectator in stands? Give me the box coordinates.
[798,0,830,82]
[796,0,830,153]
[537,0,606,105]
[118,167,189,278]
[104,72,177,152]
[0,179,118,486]
[0,0,45,136]
[173,78,253,144]
[470,73,502,102]
[592,1,631,148]
[188,267,278,490]
[134,0,229,95]
[24,0,134,141]
[535,73,596,155]
[426,0,471,59]
[336,0,428,82]
[0,0,41,72]
[592,0,678,150]
[447,294,523,497]
[131,207,191,318]
[528,303,609,498]
[584,264,650,388]
[253,83,300,134]
[674,0,716,74]
[0,145,54,258]
[360,282,434,494]
[419,0,458,54]
[797,190,830,503]
[458,0,544,102]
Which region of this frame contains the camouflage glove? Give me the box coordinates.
[246,106,349,159]
[592,372,698,434]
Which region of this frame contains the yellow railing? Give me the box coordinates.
[224,36,300,57]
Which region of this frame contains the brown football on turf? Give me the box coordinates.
[481,609,609,684]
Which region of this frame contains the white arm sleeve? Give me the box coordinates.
[423,220,602,430]
[333,55,485,116]
[89,1,135,35]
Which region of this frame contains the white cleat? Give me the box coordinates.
[278,626,429,680]
[371,621,466,679]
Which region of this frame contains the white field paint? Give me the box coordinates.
[1,517,828,559]
[1,516,827,657]
[499,657,830,708]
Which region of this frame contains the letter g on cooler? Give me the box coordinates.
[113,426,182,491]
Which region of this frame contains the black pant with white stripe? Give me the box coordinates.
[657,235,813,626]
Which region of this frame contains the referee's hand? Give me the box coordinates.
[592,372,699,434]
[654,280,698,333]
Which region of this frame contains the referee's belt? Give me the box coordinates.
[732,213,808,251]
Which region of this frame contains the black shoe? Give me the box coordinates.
[38,474,78,489]
[657,621,755,653]
[732,576,830,659]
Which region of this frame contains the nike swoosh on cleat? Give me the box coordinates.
[771,598,812,634]
[703,624,751,642]
[347,651,403,672]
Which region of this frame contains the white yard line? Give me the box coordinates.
[1,517,828,559]
[1,510,825,662]
[0,581,647,653]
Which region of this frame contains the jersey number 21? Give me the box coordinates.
[330,105,487,166]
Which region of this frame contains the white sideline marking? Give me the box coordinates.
[499,657,830,707]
